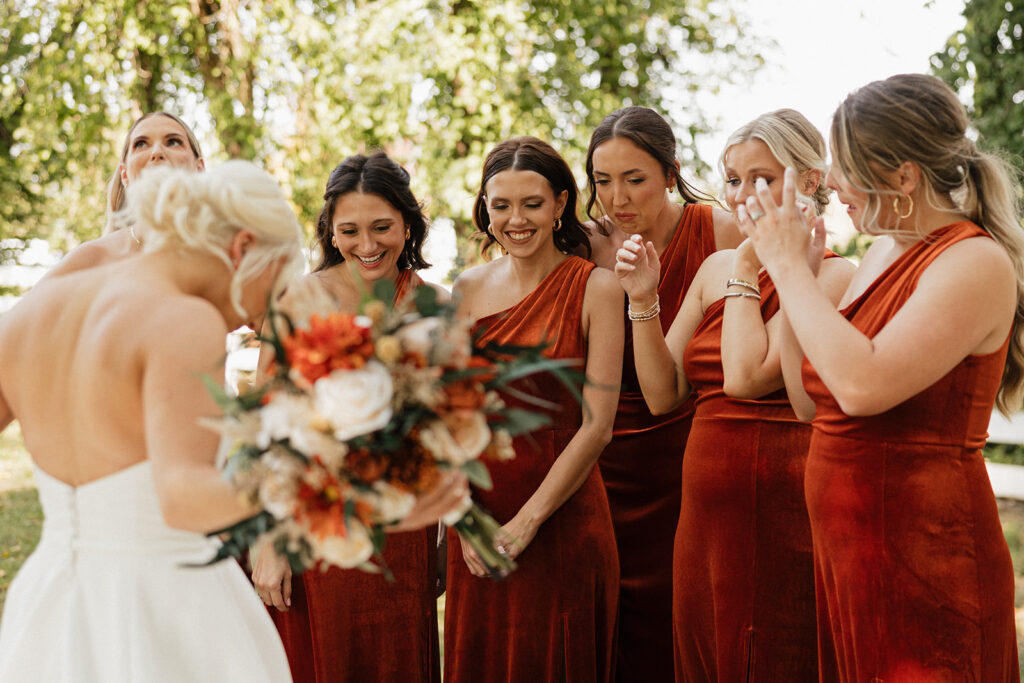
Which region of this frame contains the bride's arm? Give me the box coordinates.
[143,298,260,534]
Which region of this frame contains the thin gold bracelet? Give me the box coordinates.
[722,292,760,301]
[726,278,761,295]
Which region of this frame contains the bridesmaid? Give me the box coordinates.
[252,152,446,683]
[616,110,854,681]
[742,74,1021,680]
[445,136,623,682]
[582,105,742,680]
[48,112,206,278]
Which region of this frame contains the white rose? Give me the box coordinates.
[314,361,394,441]
[257,393,314,449]
[371,481,416,524]
[420,413,490,466]
[312,519,375,568]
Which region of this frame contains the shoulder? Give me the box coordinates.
[454,259,500,291]
[710,205,743,249]
[583,265,623,303]
[47,232,128,278]
[692,248,736,283]
[142,295,228,364]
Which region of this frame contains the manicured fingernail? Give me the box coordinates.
[755,178,767,190]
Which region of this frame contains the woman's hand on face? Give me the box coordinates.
[737,169,814,276]
[614,233,660,305]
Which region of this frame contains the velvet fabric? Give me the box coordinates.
[597,203,717,682]
[801,222,1019,682]
[444,256,619,683]
[270,268,441,683]
[674,268,819,682]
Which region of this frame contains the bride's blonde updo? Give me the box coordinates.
[122,160,303,318]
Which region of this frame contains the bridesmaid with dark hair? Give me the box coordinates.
[445,136,623,682]
[581,105,741,681]
[252,152,446,683]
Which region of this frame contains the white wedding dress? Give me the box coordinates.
[0,462,292,682]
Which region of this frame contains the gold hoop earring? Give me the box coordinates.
[405,228,411,241]
[553,217,562,232]
[331,235,338,248]
[893,194,914,220]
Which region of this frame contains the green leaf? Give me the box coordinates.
[461,459,493,490]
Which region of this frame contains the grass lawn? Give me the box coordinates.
[2,431,1024,674]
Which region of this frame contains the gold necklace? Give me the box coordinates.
[129,225,142,247]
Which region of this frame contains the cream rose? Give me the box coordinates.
[313,361,394,441]
[397,316,472,369]
[370,481,417,524]
[420,413,491,466]
[258,450,305,520]
[312,520,375,568]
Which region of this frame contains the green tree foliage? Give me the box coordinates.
[932,0,1024,162]
[1,0,761,274]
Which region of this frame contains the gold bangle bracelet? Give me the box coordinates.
[722,292,760,301]
[726,278,761,295]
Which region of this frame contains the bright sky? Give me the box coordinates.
[690,0,967,245]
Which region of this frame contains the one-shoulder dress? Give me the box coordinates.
[444,256,619,683]
[674,267,819,681]
[597,203,717,681]
[802,222,1019,681]
[270,268,440,683]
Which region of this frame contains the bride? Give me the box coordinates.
[0,161,466,682]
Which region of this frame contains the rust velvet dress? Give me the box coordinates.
[597,203,717,681]
[801,222,1019,682]
[674,268,819,682]
[444,256,620,683]
[270,269,441,683]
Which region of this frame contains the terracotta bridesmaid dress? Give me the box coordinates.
[802,222,1019,681]
[444,256,619,683]
[673,267,820,682]
[270,269,441,683]
[597,202,717,681]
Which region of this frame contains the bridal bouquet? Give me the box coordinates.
[203,280,578,579]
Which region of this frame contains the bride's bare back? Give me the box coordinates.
[0,255,226,488]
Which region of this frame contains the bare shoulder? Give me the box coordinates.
[584,265,624,303]
[711,206,742,249]
[423,281,452,303]
[140,295,228,365]
[46,232,128,279]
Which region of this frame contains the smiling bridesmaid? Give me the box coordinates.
[444,136,623,682]
[252,152,447,683]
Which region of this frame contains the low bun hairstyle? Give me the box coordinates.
[720,108,830,215]
[124,161,303,319]
[473,136,590,258]
[313,152,430,273]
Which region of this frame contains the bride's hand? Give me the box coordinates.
[614,234,660,306]
[252,541,292,611]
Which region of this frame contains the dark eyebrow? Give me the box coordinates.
[593,169,645,177]
[334,217,396,228]
[488,195,545,203]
